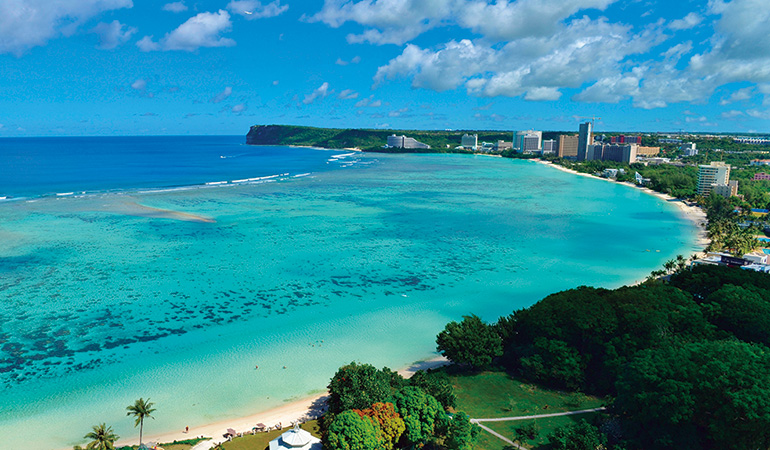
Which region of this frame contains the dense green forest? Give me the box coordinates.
[246,125,514,152]
[436,265,770,450]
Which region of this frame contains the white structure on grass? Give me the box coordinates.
[269,423,322,450]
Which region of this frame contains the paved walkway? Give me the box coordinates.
[470,407,606,448]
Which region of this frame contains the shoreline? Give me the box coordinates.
[533,159,710,257]
[114,356,448,448]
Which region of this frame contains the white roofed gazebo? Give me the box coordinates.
[269,423,322,450]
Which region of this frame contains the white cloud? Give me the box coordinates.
[721,110,744,118]
[308,0,615,45]
[163,2,188,13]
[210,87,233,103]
[92,20,137,49]
[338,89,359,99]
[573,68,644,103]
[355,95,381,107]
[720,86,754,105]
[303,82,330,104]
[388,107,409,117]
[136,36,160,51]
[232,103,247,113]
[0,0,133,56]
[138,10,236,52]
[747,109,770,119]
[669,12,702,30]
[131,79,147,91]
[227,0,288,19]
[335,56,361,66]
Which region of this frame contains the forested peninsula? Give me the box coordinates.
[246,125,519,152]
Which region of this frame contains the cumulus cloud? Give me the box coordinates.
[335,55,361,65]
[337,89,359,99]
[308,0,615,45]
[137,10,235,52]
[162,1,188,12]
[92,20,137,49]
[669,12,702,30]
[355,95,381,107]
[131,79,147,91]
[375,17,657,101]
[231,103,247,113]
[210,86,233,103]
[0,0,133,56]
[303,82,330,104]
[227,0,288,19]
[720,86,754,105]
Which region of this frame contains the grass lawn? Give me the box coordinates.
[447,370,605,418]
[222,420,321,450]
[483,412,600,449]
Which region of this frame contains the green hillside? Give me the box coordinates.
[245,124,522,152]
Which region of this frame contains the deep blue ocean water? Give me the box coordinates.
[0,137,700,449]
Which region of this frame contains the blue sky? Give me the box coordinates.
[1,0,769,136]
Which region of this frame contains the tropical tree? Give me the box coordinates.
[445,412,480,450]
[327,362,403,414]
[436,315,503,369]
[392,386,447,447]
[126,397,156,446]
[83,423,119,450]
[325,410,380,450]
[353,402,405,450]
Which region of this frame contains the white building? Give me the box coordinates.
[461,134,478,150]
[386,135,430,149]
[542,139,557,154]
[682,142,698,156]
[697,161,730,196]
[269,424,322,450]
[514,130,542,152]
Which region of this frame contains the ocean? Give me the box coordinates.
[0,136,699,449]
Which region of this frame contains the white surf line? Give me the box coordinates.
[473,406,606,422]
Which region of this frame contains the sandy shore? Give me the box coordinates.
[533,160,710,256]
[116,356,449,448]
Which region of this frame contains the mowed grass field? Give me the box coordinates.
[446,370,606,450]
[221,420,321,450]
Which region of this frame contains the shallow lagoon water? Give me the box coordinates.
[0,142,699,449]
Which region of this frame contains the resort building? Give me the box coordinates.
[618,135,642,144]
[682,142,698,156]
[697,161,731,196]
[558,134,579,158]
[659,138,683,144]
[636,146,660,156]
[461,134,478,151]
[585,143,637,164]
[386,135,430,149]
[542,139,557,154]
[577,122,593,161]
[753,172,770,181]
[514,130,542,153]
[494,140,513,152]
[750,159,770,166]
[736,137,770,145]
[712,180,739,198]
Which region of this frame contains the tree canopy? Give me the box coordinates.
[436,315,503,369]
[325,410,381,450]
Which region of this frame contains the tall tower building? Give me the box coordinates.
[558,135,579,158]
[697,162,731,196]
[577,122,593,161]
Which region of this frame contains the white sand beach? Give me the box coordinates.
[116,356,449,449]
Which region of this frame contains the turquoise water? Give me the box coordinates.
[0,149,699,449]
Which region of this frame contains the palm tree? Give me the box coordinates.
[83,423,119,450]
[126,397,156,445]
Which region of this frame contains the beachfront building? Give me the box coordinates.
[713,180,739,198]
[461,134,478,151]
[494,140,513,152]
[577,122,593,161]
[542,139,557,154]
[697,161,731,196]
[585,143,637,164]
[269,424,322,450]
[558,134,579,158]
[514,130,542,153]
[386,135,430,149]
